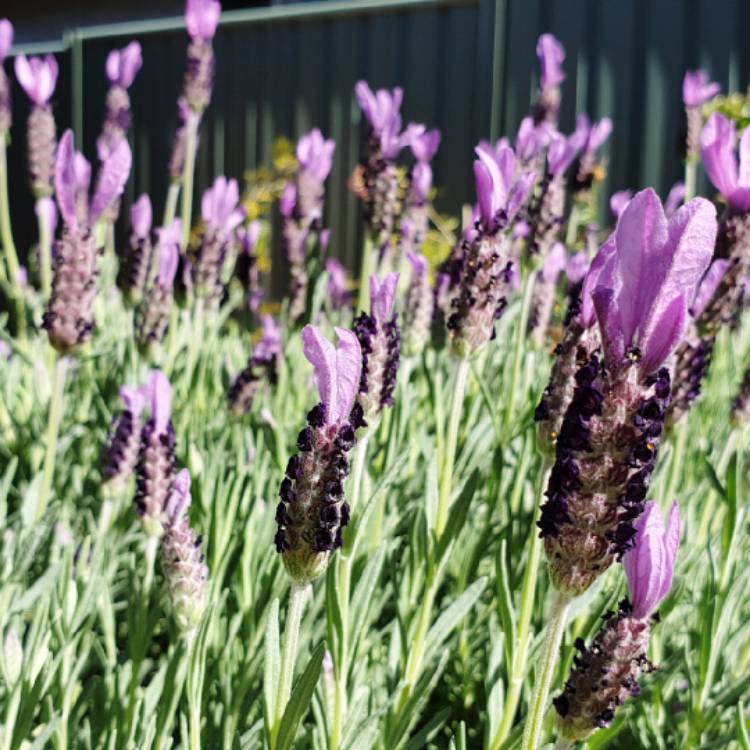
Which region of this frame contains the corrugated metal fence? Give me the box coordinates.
[6,0,750,274]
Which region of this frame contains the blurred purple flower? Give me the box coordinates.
[537,33,565,88]
[201,176,243,235]
[186,0,221,41]
[106,42,142,88]
[297,128,335,183]
[0,20,12,62]
[690,258,729,318]
[326,258,351,310]
[14,54,58,106]
[131,194,152,240]
[623,501,680,619]
[547,128,587,176]
[683,69,720,108]
[700,112,750,211]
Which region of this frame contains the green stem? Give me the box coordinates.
[665,415,688,503]
[504,270,538,431]
[36,201,53,298]
[272,583,309,748]
[0,137,27,340]
[685,161,697,202]
[490,463,552,750]
[187,629,202,750]
[331,435,370,750]
[564,204,580,248]
[436,357,470,538]
[357,233,375,314]
[181,115,200,250]
[164,181,181,228]
[37,355,68,522]
[520,592,571,750]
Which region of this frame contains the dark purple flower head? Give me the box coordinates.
[591,189,716,376]
[610,190,632,220]
[683,69,720,108]
[201,176,243,236]
[664,182,686,218]
[297,128,335,183]
[623,501,680,619]
[186,0,221,41]
[537,33,565,88]
[106,41,142,88]
[14,54,58,106]
[473,142,536,232]
[700,113,750,212]
[302,325,362,427]
[0,20,12,63]
[690,258,729,318]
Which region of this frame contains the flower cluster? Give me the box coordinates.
[683,69,719,162]
[446,141,535,358]
[534,34,565,126]
[161,469,209,633]
[555,503,680,740]
[183,0,220,114]
[403,251,434,357]
[528,241,566,346]
[43,130,132,352]
[15,53,58,197]
[538,190,714,596]
[135,220,181,353]
[193,176,244,300]
[353,273,401,427]
[229,315,283,415]
[275,326,362,584]
[101,385,148,485]
[135,371,177,538]
[118,195,153,304]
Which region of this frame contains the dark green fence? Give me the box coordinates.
[6,0,750,274]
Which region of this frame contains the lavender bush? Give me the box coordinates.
[0,10,748,750]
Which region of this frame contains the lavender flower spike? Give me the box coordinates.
[572,114,613,195]
[275,326,362,584]
[528,241,566,346]
[555,502,680,740]
[193,176,243,299]
[101,384,148,485]
[135,220,181,352]
[448,142,536,357]
[118,194,154,304]
[354,272,401,426]
[403,251,434,357]
[15,54,59,197]
[0,20,13,134]
[540,190,714,596]
[528,127,585,256]
[135,370,177,537]
[295,128,335,226]
[228,315,283,416]
[326,258,352,311]
[183,0,221,112]
[97,41,142,162]
[45,130,132,351]
[534,33,565,125]
[162,469,209,633]
[684,70,719,162]
[667,259,729,425]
